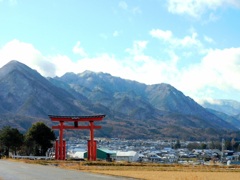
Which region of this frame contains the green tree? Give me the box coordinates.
[208,141,222,150]
[233,142,239,152]
[187,143,200,150]
[225,140,232,150]
[231,138,239,151]
[200,143,207,149]
[25,122,55,156]
[0,126,24,156]
[237,144,240,152]
[174,139,181,149]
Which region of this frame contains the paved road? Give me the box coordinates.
[0,160,131,180]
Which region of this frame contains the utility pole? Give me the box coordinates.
[221,138,225,162]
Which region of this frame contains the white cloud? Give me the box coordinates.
[150,28,203,49]
[100,33,108,39]
[48,55,75,76]
[124,41,179,84]
[9,0,17,5]
[0,39,177,85]
[204,35,214,43]
[72,41,87,57]
[0,0,17,6]
[207,12,219,22]
[125,41,148,57]
[167,0,240,18]
[173,47,240,100]
[179,32,202,47]
[132,6,142,14]
[113,30,120,37]
[118,1,142,15]
[0,39,137,81]
[1,39,240,102]
[150,29,172,41]
[0,39,56,77]
[119,1,128,10]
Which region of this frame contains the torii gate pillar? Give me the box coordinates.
[49,115,105,161]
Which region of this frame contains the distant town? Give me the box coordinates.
[54,137,240,165]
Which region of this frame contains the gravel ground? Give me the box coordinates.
[0,159,132,180]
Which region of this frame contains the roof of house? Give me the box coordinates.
[72,151,86,159]
[116,151,138,157]
[98,148,116,154]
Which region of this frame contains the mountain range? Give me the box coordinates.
[0,60,240,140]
[200,99,240,129]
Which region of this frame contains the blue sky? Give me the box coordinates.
[0,0,240,103]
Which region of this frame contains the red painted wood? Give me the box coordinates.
[63,140,66,160]
[52,125,101,130]
[49,115,105,122]
[55,140,58,160]
[59,121,64,160]
[49,115,104,161]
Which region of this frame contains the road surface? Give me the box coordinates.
[0,159,132,180]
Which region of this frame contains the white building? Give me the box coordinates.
[116,151,139,162]
[68,150,86,159]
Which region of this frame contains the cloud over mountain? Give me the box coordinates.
[1,60,239,140]
[1,39,240,102]
[167,0,240,18]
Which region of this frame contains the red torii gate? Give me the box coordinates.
[49,114,105,161]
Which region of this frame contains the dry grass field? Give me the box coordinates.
[10,159,240,180]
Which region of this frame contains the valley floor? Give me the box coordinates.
[9,159,240,180]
